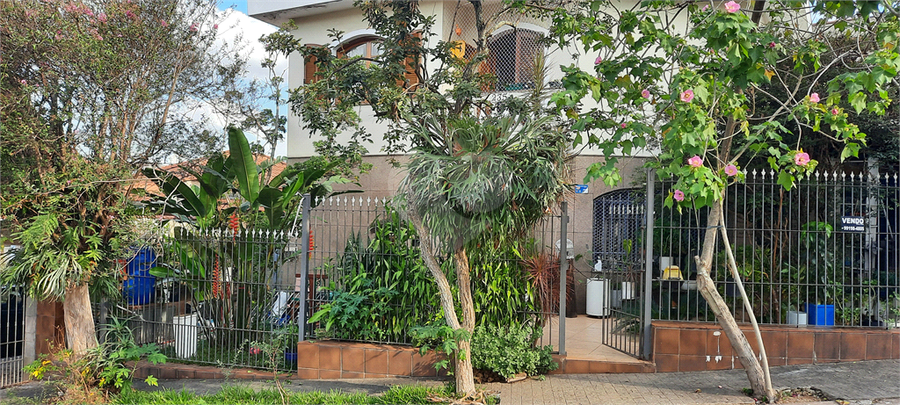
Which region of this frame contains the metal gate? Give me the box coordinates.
[592,188,648,359]
[1,284,26,388]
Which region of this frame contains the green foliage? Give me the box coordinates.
[25,317,166,400]
[466,238,537,327]
[142,127,355,231]
[311,205,539,343]
[0,213,123,301]
[410,324,471,372]
[535,0,897,202]
[470,324,557,379]
[112,383,450,404]
[310,205,441,342]
[403,114,571,247]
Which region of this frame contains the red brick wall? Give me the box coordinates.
[651,321,900,372]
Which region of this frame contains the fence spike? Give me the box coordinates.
[367,196,372,206]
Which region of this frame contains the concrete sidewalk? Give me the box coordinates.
[2,360,898,404]
[484,360,900,405]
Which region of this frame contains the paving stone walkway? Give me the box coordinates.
[483,360,900,405]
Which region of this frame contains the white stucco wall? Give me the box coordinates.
[278,0,777,161]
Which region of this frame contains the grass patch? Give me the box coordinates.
[112,384,452,405]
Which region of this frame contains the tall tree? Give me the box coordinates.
[0,0,256,354]
[274,1,572,395]
[535,0,898,400]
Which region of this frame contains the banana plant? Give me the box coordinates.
[143,126,357,332]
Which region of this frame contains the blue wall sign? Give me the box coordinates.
[574,184,589,194]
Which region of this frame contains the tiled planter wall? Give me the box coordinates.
[652,321,900,372]
[295,341,448,379]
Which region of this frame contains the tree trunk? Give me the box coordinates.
[407,211,477,396]
[63,284,98,355]
[453,248,477,396]
[694,201,777,401]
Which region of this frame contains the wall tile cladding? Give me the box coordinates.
[651,321,900,372]
[296,341,445,379]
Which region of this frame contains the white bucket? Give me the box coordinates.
[173,313,198,359]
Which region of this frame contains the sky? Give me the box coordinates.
[213,0,289,158]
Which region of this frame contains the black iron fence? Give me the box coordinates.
[1,283,26,387]
[102,228,303,370]
[649,170,900,329]
[304,196,570,349]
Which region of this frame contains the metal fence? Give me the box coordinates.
[649,170,900,329]
[103,227,303,370]
[304,195,572,349]
[1,284,26,388]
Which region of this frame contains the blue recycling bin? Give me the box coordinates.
[123,247,157,305]
[804,303,835,326]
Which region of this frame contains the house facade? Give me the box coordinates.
[247,0,658,313]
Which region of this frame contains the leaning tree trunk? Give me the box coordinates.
[408,212,477,396]
[694,200,777,401]
[63,284,98,355]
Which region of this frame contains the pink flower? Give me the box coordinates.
[160,19,169,27]
[125,10,136,19]
[91,29,103,40]
[680,89,694,103]
[249,347,261,355]
[724,164,738,176]
[19,79,27,85]
[620,123,627,129]
[64,3,78,13]
[688,155,703,168]
[55,30,63,40]
[702,4,710,11]
[768,41,776,48]
[725,1,740,13]
[831,108,838,115]
[808,93,820,103]
[641,89,651,99]
[594,55,602,65]
[673,190,685,201]
[794,151,810,166]
[189,23,199,32]
[213,24,218,29]
[98,12,107,23]
[84,8,94,17]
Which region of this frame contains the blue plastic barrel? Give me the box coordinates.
[123,247,157,305]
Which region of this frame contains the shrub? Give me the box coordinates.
[24,317,166,403]
[470,324,557,379]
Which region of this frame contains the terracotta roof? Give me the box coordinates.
[131,153,288,198]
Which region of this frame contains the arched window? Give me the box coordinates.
[485,28,542,91]
[338,36,383,66]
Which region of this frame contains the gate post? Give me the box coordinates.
[298,194,312,342]
[642,169,655,359]
[559,201,568,356]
